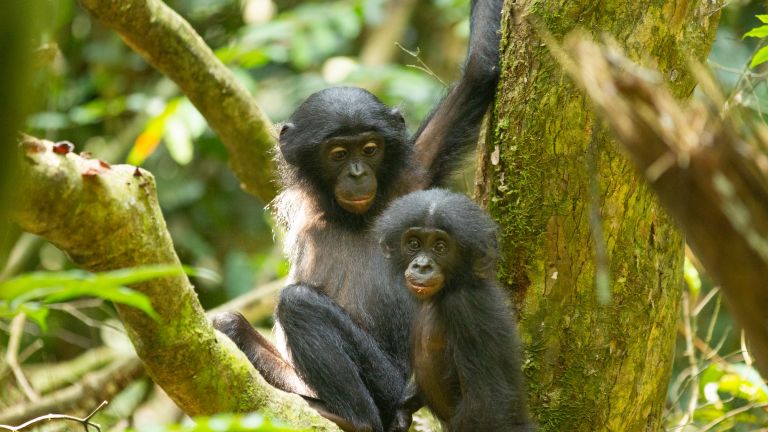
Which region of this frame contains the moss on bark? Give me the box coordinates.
[11,137,336,429]
[478,1,721,430]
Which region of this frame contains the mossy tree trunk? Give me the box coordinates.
[477,2,721,430]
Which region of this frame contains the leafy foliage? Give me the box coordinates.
[666,257,768,431]
[743,15,768,68]
[133,413,309,432]
[0,265,190,328]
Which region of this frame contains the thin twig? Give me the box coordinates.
[17,340,43,364]
[0,400,108,431]
[5,314,39,402]
[0,357,141,425]
[679,290,699,427]
[692,286,720,316]
[47,303,124,333]
[699,402,768,432]
[394,42,447,86]
[742,329,754,367]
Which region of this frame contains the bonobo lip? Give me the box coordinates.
[406,280,441,300]
[337,195,375,214]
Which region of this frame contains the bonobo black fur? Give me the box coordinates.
[212,1,505,431]
[375,189,534,432]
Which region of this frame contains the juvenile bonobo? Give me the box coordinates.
[212,1,504,430]
[375,189,534,432]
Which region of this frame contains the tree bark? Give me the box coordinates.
[559,37,768,383]
[477,1,721,430]
[9,136,337,430]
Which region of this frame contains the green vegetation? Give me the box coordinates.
[1,0,768,431]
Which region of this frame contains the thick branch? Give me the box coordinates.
[77,0,277,202]
[560,36,768,378]
[9,137,336,429]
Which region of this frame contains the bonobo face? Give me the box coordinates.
[400,227,459,300]
[320,132,385,215]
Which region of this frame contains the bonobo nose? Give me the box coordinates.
[410,256,434,274]
[349,162,366,179]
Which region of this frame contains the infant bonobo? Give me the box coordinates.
[375,189,533,432]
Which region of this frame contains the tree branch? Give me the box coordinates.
[558,35,768,378]
[77,0,278,202]
[0,400,109,432]
[9,136,336,429]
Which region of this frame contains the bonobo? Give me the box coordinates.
[212,1,504,430]
[375,189,534,432]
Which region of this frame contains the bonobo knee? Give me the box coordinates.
[276,283,318,321]
[210,311,250,341]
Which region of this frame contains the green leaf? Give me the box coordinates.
[743,25,768,39]
[683,257,701,296]
[44,286,159,320]
[165,117,193,165]
[0,265,191,321]
[750,45,768,68]
[758,14,768,24]
[185,265,222,284]
[0,269,91,300]
[19,304,50,331]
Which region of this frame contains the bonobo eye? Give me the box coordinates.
[433,240,448,255]
[407,237,421,252]
[362,142,378,157]
[329,147,348,161]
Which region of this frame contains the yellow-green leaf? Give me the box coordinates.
[127,98,182,166]
[750,45,768,68]
[744,25,768,38]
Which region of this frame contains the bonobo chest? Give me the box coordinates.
[413,302,458,420]
[287,221,399,324]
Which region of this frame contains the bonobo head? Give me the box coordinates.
[279,87,409,216]
[375,189,499,300]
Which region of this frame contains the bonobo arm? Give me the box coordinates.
[211,312,315,398]
[445,289,532,432]
[412,0,504,187]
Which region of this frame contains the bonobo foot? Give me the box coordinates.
[387,409,413,432]
[210,311,316,398]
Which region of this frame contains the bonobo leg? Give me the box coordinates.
[277,284,405,432]
[389,380,422,432]
[211,312,314,397]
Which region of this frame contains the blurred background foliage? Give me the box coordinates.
[3,0,768,430]
[19,0,469,315]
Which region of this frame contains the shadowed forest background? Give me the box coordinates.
[2,0,768,431]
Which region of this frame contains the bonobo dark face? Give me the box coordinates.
[319,131,385,214]
[400,227,459,300]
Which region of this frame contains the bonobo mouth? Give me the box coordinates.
[405,279,443,300]
[337,195,375,214]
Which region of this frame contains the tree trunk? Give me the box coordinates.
[477,2,721,430]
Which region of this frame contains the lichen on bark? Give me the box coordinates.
[478,1,721,430]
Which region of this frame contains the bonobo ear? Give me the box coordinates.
[472,255,495,278]
[379,238,393,259]
[390,108,405,125]
[472,237,500,278]
[279,122,295,139]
